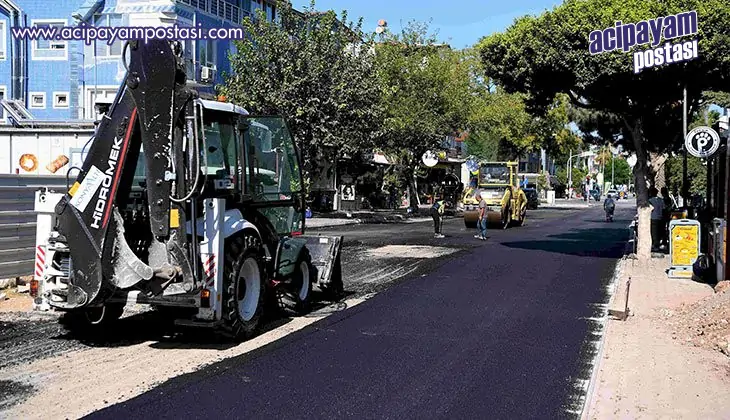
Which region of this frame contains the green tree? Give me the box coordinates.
[478,0,730,260]
[666,156,706,196]
[220,1,382,189]
[374,21,471,208]
[608,156,633,186]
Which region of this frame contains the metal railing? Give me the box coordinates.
[0,175,67,280]
[177,0,251,25]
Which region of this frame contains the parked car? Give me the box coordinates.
[607,189,619,199]
[524,188,539,209]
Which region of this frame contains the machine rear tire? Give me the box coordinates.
[277,248,315,315]
[220,232,266,341]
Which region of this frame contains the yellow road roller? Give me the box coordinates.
[462,161,528,229]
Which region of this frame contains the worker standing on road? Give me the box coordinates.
[431,198,446,238]
[474,191,488,241]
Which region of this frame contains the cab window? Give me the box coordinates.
[242,116,302,201]
[202,114,238,179]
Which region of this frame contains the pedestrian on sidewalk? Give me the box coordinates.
[431,198,446,238]
[649,187,665,252]
[474,191,488,240]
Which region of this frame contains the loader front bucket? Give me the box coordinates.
[300,235,343,288]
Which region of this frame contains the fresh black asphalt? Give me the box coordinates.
[85,203,632,419]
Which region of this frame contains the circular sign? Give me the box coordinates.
[422,151,438,167]
[685,126,720,158]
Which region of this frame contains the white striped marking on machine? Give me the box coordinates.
[35,245,46,278]
[202,254,216,287]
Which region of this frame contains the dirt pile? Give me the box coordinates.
[662,283,730,357]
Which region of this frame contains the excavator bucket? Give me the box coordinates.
[301,235,343,287]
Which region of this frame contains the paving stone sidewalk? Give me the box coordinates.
[584,258,730,419]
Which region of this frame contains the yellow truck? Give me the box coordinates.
[462,161,528,229]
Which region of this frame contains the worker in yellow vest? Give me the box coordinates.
[431,199,446,238]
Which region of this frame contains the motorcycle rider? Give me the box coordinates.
[604,193,616,222]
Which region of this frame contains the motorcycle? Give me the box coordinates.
[605,208,614,222]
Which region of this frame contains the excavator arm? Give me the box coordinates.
[52,40,196,308]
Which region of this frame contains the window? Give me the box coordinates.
[92,14,123,57]
[242,116,303,234]
[31,20,67,60]
[479,164,510,185]
[199,39,217,68]
[53,92,69,109]
[29,92,46,109]
[202,117,238,178]
[0,86,6,121]
[85,87,118,119]
[0,20,6,60]
[243,116,302,201]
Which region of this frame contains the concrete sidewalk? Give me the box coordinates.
[539,199,591,209]
[583,257,730,419]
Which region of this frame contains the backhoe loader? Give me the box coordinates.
[31,39,343,340]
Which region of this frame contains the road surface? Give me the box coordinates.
[0,201,632,419]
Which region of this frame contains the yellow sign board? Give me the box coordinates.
[670,224,700,266]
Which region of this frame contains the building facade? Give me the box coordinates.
[0,0,278,123]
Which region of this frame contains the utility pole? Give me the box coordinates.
[568,149,572,199]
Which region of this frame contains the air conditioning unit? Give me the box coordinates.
[201,66,214,82]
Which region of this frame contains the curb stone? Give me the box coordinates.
[579,221,635,420]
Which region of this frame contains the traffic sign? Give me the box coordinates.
[422,151,438,167]
[685,126,720,159]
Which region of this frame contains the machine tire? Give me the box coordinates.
[320,255,344,301]
[277,248,315,315]
[220,232,266,341]
[464,220,478,229]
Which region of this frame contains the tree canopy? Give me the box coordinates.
[478,0,730,259]
[220,1,382,183]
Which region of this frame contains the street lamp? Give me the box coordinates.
[567,150,595,198]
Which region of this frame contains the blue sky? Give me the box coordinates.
[292,0,562,49]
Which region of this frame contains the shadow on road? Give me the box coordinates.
[501,226,628,259]
[51,290,358,350]
[547,226,631,241]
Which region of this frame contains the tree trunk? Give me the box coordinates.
[649,152,668,191]
[627,117,652,261]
